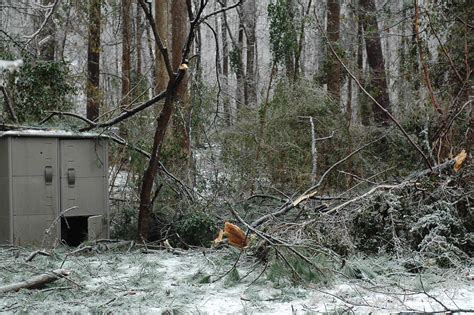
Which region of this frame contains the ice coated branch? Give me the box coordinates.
[0,269,69,293]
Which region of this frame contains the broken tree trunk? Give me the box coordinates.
[0,269,69,293]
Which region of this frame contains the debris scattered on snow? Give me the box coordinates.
[0,248,473,313]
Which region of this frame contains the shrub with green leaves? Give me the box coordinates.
[221,79,347,192]
[175,210,218,247]
[5,58,76,123]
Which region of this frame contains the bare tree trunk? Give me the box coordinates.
[295,0,312,79]
[145,19,156,99]
[326,0,340,104]
[121,0,132,108]
[242,0,257,106]
[86,0,101,121]
[138,88,176,240]
[357,11,369,125]
[58,4,72,61]
[155,0,169,93]
[359,0,390,124]
[136,4,143,86]
[171,0,191,174]
[414,0,442,114]
[221,0,231,126]
[285,0,296,80]
[119,0,132,139]
[235,19,245,110]
[135,0,190,240]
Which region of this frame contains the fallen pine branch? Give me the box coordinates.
[316,156,461,217]
[250,133,388,228]
[0,269,69,293]
[229,204,338,272]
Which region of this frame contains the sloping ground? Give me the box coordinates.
[0,247,472,313]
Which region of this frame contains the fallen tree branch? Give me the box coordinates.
[0,123,44,131]
[39,89,167,131]
[251,133,388,228]
[39,111,96,126]
[319,157,459,217]
[0,269,69,293]
[229,205,338,270]
[25,250,50,262]
[322,184,397,216]
[407,157,456,180]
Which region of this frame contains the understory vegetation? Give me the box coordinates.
[0,0,472,311]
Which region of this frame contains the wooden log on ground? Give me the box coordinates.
[0,269,69,293]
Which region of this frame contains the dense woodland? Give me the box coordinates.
[0,1,473,306]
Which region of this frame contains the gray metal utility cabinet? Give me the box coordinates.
[0,130,109,246]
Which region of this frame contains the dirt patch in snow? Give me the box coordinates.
[0,247,473,313]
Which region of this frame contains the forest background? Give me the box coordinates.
[0,0,472,269]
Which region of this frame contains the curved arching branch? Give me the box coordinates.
[39,89,168,131]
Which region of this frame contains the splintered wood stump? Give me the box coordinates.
[213,222,248,249]
[0,269,69,293]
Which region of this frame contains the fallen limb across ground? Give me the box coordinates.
[250,133,389,228]
[0,269,69,293]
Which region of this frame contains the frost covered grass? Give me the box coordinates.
[0,246,472,313]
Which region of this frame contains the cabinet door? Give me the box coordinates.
[10,137,59,245]
[60,139,107,216]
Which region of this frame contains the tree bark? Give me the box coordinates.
[121,0,132,108]
[138,89,175,240]
[242,0,257,106]
[155,0,169,93]
[326,0,341,104]
[414,0,442,114]
[235,18,245,110]
[171,0,191,174]
[357,10,369,125]
[359,0,390,124]
[137,0,189,240]
[86,0,101,121]
[220,0,231,126]
[285,0,296,80]
[135,3,143,87]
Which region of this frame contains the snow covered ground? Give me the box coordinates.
[0,247,473,313]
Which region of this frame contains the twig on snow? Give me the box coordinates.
[25,250,50,262]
